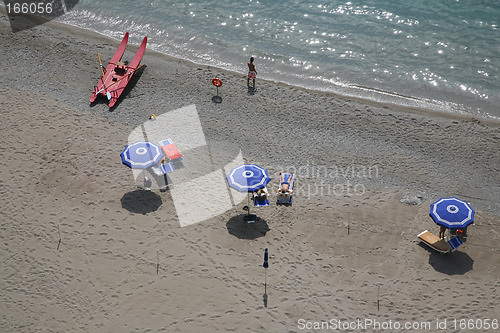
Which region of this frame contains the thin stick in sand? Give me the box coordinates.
[347,210,350,235]
[156,249,159,274]
[57,225,61,250]
[377,285,380,311]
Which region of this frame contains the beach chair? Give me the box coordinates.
[417,230,450,253]
[150,162,175,175]
[253,187,270,207]
[447,235,463,252]
[417,230,463,254]
[277,173,294,205]
[149,163,173,190]
[159,139,184,169]
[450,228,468,243]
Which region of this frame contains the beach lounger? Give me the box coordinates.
[148,163,172,190]
[253,187,270,207]
[417,230,450,253]
[150,162,175,175]
[159,138,184,169]
[417,230,463,254]
[277,173,294,205]
[159,139,183,160]
[447,235,463,252]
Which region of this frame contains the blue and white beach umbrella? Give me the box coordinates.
[227,164,271,192]
[227,164,271,218]
[429,197,475,229]
[121,141,163,169]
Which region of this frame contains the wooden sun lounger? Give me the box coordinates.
[417,230,451,253]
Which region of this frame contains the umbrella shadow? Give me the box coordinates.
[226,214,270,239]
[212,95,222,103]
[121,189,162,214]
[418,243,474,275]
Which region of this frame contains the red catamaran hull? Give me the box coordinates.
[90,32,147,108]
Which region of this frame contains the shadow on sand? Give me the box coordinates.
[226,214,270,239]
[121,189,162,214]
[418,243,474,275]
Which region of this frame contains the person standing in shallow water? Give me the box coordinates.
[247,57,257,87]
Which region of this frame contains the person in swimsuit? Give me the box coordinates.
[277,172,293,194]
[254,187,268,198]
[145,157,169,191]
[247,57,257,87]
[438,225,447,239]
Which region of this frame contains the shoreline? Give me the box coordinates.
[3,6,499,125]
[54,6,500,122]
[67,18,500,124]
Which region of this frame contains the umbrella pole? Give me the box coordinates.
[247,193,251,215]
[264,268,267,294]
[377,285,380,311]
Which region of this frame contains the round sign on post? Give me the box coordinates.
[212,77,223,103]
[212,77,222,87]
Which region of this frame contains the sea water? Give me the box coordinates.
[58,0,499,118]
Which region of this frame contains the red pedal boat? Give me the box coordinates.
[90,32,147,108]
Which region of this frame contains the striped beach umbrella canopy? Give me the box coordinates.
[227,164,271,219]
[227,164,271,192]
[429,197,475,229]
[121,141,163,169]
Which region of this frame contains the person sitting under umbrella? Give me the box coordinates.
[254,187,268,198]
[146,157,169,190]
[451,227,468,242]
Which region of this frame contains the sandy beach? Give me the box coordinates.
[1,10,499,333]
